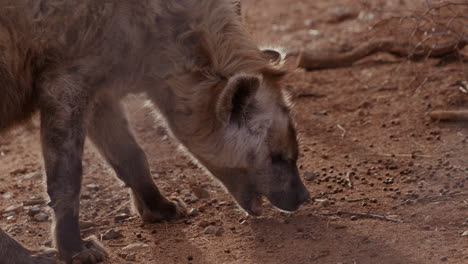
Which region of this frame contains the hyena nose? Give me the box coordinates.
[297,184,310,205]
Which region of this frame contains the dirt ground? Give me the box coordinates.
[1,0,468,263]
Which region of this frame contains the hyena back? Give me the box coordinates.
[0,0,309,263]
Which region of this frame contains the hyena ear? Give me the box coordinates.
[216,74,261,126]
[262,49,283,65]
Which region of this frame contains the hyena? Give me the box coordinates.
[0,0,310,263]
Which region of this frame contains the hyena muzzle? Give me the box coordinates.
[0,0,309,263]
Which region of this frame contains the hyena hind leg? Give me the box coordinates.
[88,96,186,222]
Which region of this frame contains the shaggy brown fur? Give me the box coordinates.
[0,1,308,263]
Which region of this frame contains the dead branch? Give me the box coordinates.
[430,110,468,121]
[293,38,467,71]
[323,210,404,223]
[337,124,347,138]
[369,152,432,158]
[22,198,47,207]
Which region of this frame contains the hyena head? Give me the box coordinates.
[187,50,310,215]
[156,1,309,215]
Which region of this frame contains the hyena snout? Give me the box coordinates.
[267,178,310,212]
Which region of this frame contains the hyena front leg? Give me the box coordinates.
[88,96,186,222]
[40,74,107,264]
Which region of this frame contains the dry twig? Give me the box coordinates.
[323,210,404,223]
[337,124,347,138]
[292,38,467,71]
[22,198,47,207]
[369,153,432,158]
[430,110,468,121]
[345,172,354,189]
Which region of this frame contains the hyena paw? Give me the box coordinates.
[139,197,187,222]
[31,248,57,264]
[169,197,188,218]
[70,237,107,264]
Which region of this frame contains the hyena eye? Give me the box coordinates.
[271,153,295,166]
[270,153,284,164]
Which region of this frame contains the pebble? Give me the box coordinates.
[440,256,448,262]
[33,212,49,222]
[86,184,100,191]
[6,215,16,223]
[3,204,22,214]
[101,229,123,240]
[114,213,130,222]
[350,216,358,221]
[22,171,42,180]
[204,226,223,236]
[316,199,329,207]
[198,220,210,228]
[2,192,13,199]
[188,208,199,217]
[27,206,41,217]
[204,225,218,235]
[461,230,468,237]
[191,186,210,199]
[123,243,149,251]
[126,253,136,261]
[328,7,357,23]
[304,171,319,181]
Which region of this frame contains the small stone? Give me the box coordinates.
[304,171,318,181]
[2,192,13,199]
[461,230,468,237]
[23,171,42,180]
[126,253,137,261]
[350,216,358,221]
[27,206,41,217]
[190,186,210,199]
[86,183,100,191]
[6,215,16,223]
[114,213,130,222]
[328,7,357,23]
[123,243,149,251]
[383,177,394,184]
[33,212,49,222]
[204,226,222,236]
[3,204,22,214]
[440,256,448,262]
[316,199,329,207]
[2,211,16,218]
[101,229,123,240]
[188,208,199,217]
[198,220,210,228]
[187,256,194,261]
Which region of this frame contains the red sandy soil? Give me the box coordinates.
[1,0,467,263]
